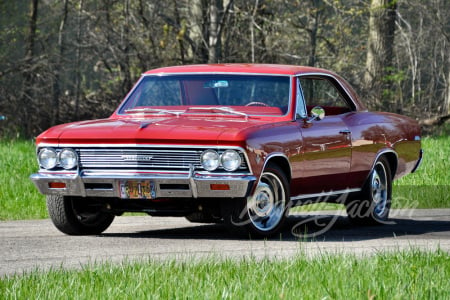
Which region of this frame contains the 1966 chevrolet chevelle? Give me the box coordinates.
[31,64,422,237]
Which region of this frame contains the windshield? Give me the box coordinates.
[118,74,291,116]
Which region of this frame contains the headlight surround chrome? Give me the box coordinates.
[38,148,58,169]
[201,149,220,171]
[59,148,78,170]
[220,150,242,171]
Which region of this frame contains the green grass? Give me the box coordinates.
[0,140,47,220]
[1,250,449,299]
[0,135,448,220]
[393,135,450,208]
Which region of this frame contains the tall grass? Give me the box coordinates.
[1,250,449,299]
[0,135,448,220]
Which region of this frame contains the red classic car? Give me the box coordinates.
[30,64,422,237]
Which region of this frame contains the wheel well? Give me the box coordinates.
[381,152,398,178]
[265,156,291,182]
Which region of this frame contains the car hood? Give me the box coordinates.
[36,117,278,145]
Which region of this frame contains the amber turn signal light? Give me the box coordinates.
[48,182,66,189]
[210,184,230,191]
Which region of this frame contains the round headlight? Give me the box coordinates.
[38,148,58,169]
[59,148,78,169]
[220,150,242,171]
[201,150,220,171]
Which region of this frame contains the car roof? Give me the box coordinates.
[143,64,336,76]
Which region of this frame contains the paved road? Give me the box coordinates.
[1,209,450,277]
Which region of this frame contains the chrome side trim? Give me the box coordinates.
[290,188,361,201]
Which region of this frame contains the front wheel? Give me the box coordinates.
[225,163,289,237]
[346,156,392,225]
[47,195,115,235]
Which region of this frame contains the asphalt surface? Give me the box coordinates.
[1,209,450,277]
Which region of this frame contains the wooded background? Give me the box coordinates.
[0,0,449,138]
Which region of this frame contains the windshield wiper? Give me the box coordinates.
[124,108,181,117]
[185,107,248,120]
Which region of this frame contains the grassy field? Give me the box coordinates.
[1,250,449,299]
[0,135,448,220]
[393,135,449,208]
[0,140,47,220]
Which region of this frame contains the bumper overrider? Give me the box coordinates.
[30,166,256,199]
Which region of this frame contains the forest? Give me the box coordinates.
[0,0,449,138]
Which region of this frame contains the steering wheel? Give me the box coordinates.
[245,101,269,107]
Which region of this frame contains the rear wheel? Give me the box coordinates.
[225,163,289,237]
[47,195,115,235]
[346,156,392,224]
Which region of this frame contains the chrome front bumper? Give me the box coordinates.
[30,168,256,199]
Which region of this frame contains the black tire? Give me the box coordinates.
[346,156,392,225]
[224,163,289,238]
[47,195,115,235]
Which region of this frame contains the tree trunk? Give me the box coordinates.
[250,0,259,63]
[21,0,39,136]
[307,0,321,67]
[363,0,397,108]
[187,0,206,63]
[74,0,84,120]
[208,0,219,63]
[52,0,69,126]
[446,68,450,114]
[173,0,186,64]
[121,0,132,93]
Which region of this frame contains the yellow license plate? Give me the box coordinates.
[119,180,154,199]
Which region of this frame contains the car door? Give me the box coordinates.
[292,76,353,195]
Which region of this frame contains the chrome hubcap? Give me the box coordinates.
[371,162,388,217]
[247,172,285,231]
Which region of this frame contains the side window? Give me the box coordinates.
[299,77,352,115]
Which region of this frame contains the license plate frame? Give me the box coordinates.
[119,180,155,199]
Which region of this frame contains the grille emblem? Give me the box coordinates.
[122,155,153,161]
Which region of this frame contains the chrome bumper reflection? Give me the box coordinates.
[30,169,255,199]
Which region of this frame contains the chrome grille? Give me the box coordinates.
[78,148,202,170]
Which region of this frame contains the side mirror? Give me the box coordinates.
[309,106,325,121]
